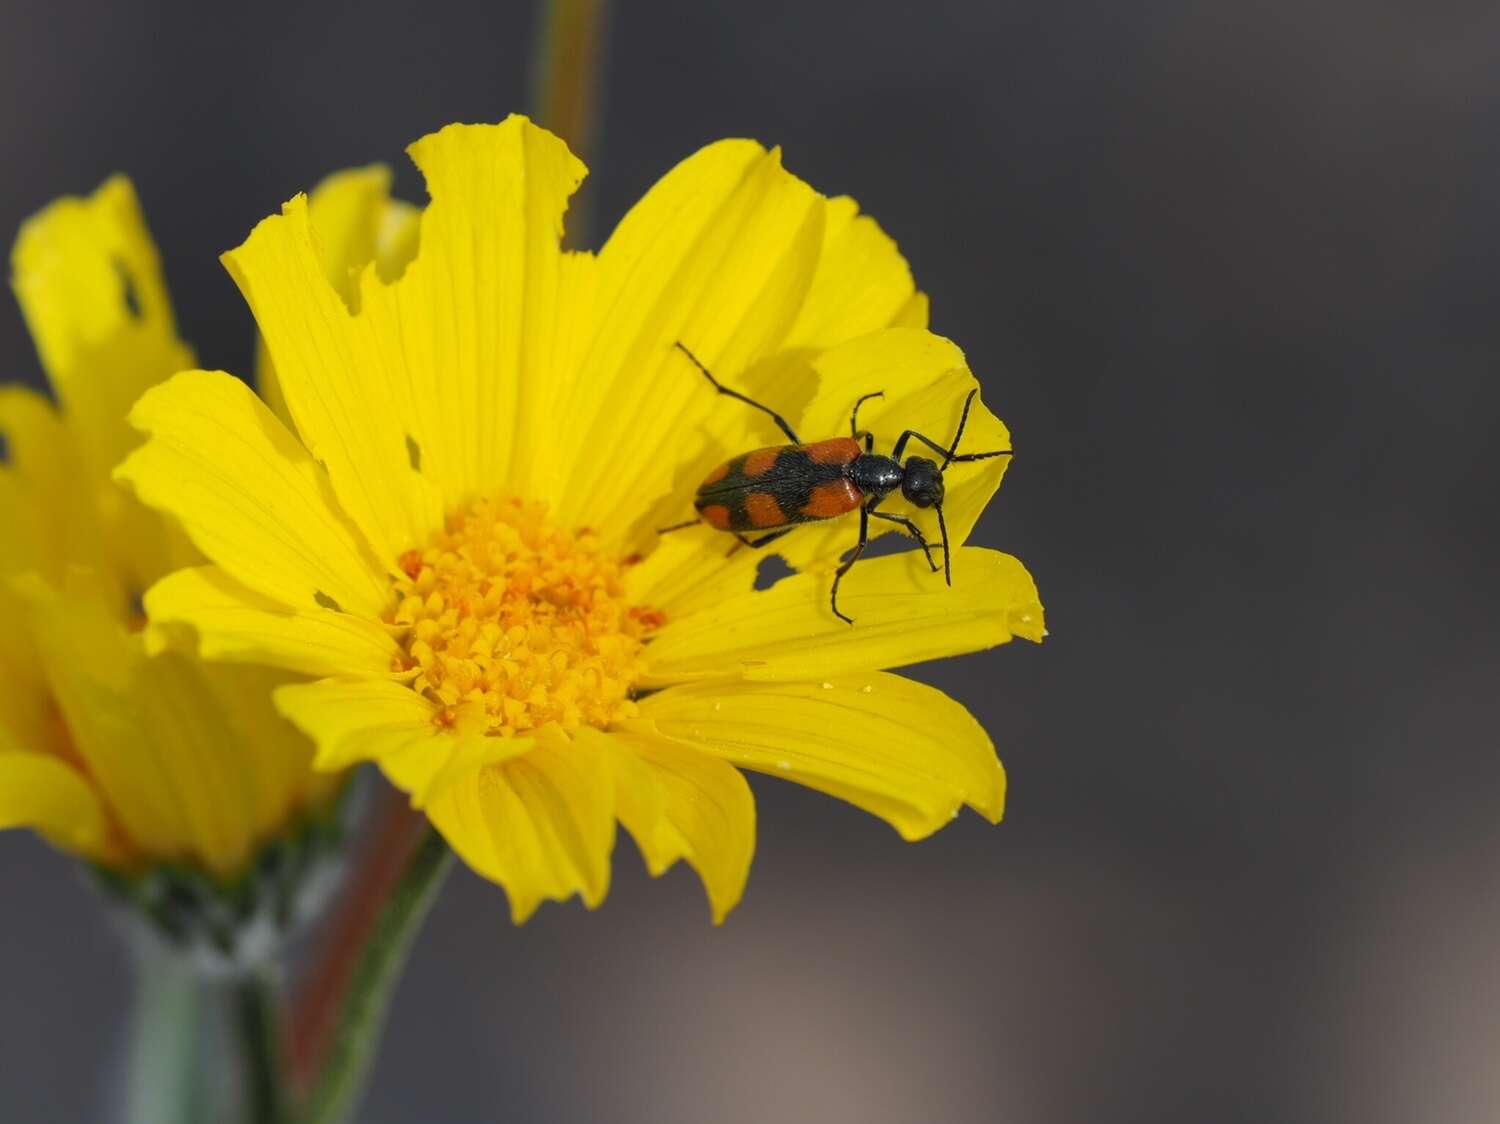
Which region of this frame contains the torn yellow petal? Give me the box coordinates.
[594,726,755,924]
[10,175,196,591]
[630,672,1002,841]
[427,728,614,923]
[255,165,422,429]
[642,547,1044,686]
[226,119,583,557]
[143,565,400,679]
[118,369,390,618]
[779,329,1011,574]
[555,142,825,546]
[0,750,112,859]
[398,119,585,501]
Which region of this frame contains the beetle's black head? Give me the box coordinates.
[900,456,944,508]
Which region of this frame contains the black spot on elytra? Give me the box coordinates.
[405,434,422,472]
[313,590,342,612]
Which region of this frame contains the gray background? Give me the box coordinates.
[3,1,1497,1121]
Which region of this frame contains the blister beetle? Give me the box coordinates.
[660,342,1011,624]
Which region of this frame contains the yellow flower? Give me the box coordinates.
[117,117,1045,922]
[0,175,346,879]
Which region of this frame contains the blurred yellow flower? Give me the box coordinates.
[118,117,1045,922]
[0,176,342,879]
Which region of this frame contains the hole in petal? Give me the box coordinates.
[114,258,142,320]
[754,554,794,591]
[313,590,342,612]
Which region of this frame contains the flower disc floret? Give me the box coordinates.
[388,497,663,736]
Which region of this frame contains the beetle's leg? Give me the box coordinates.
[830,504,873,625]
[734,528,795,550]
[869,510,940,572]
[657,517,700,535]
[675,342,801,444]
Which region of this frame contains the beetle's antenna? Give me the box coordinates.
[936,503,952,586]
[849,391,885,440]
[942,390,978,469]
[657,518,699,535]
[941,388,1014,467]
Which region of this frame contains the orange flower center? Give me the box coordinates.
[386,497,663,737]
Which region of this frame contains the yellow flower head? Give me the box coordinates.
[118,117,1045,923]
[0,176,339,879]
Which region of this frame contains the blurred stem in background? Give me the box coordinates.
[275,5,616,1121]
[122,950,213,1124]
[237,967,290,1123]
[296,831,453,1124]
[532,0,612,247]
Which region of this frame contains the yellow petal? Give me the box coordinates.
[595,728,681,877]
[0,387,111,596]
[137,648,267,875]
[14,573,190,857]
[622,524,762,621]
[143,565,400,678]
[593,726,755,923]
[224,118,584,557]
[890,290,929,330]
[273,677,441,775]
[780,195,920,350]
[13,571,264,871]
[427,728,615,922]
[274,676,530,810]
[195,662,335,833]
[118,369,390,618]
[629,672,1003,841]
[778,329,1012,574]
[0,585,51,758]
[554,141,825,546]
[641,547,1044,686]
[10,175,196,591]
[0,750,112,859]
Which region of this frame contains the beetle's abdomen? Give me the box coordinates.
[694,438,863,532]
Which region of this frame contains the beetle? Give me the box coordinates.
[660,342,1012,624]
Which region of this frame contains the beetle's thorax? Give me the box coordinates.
[847,453,904,501]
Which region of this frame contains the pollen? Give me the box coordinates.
[386,497,663,737]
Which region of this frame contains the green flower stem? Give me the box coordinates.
[296,828,453,1124]
[235,966,290,1124]
[532,0,612,247]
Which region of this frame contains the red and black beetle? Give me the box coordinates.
[661,343,1011,624]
